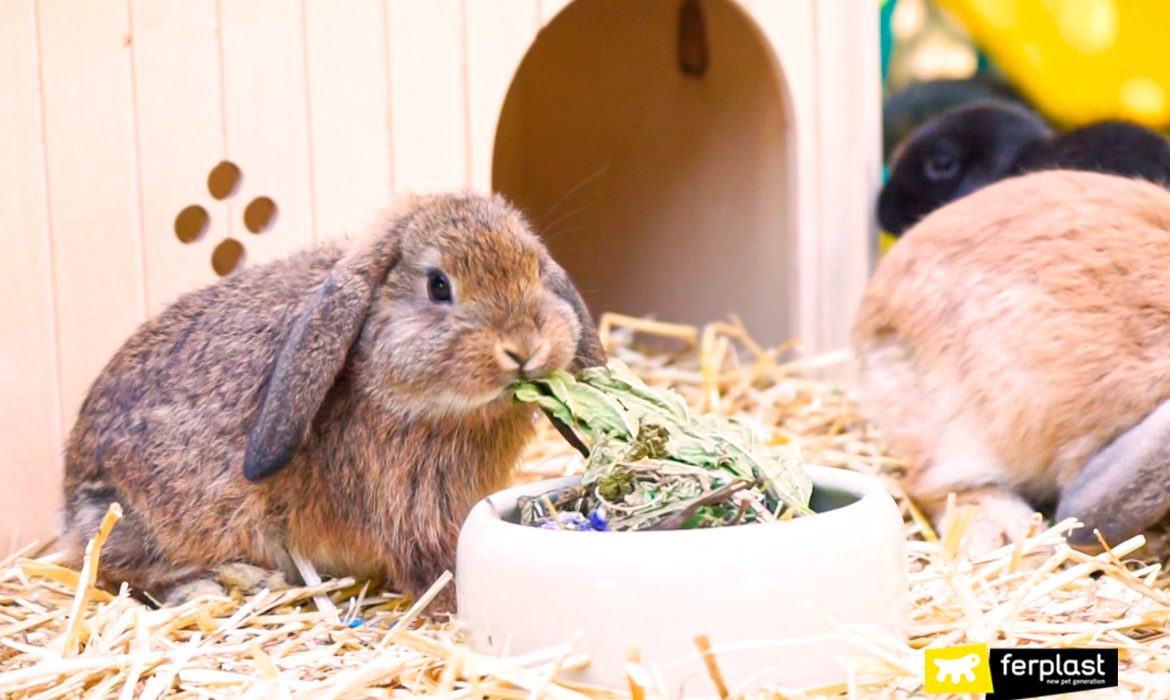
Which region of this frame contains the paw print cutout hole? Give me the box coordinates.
[208,161,242,200]
[173,161,277,277]
[244,196,278,233]
[211,239,245,277]
[174,205,210,243]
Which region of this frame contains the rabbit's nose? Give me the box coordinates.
[494,340,528,374]
[494,338,550,377]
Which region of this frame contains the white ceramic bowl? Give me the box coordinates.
[456,465,908,697]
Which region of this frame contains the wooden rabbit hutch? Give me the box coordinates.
[1,0,880,555]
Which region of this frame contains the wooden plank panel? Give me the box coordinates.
[386,0,469,194]
[812,0,881,358]
[303,0,393,240]
[465,0,539,192]
[749,0,880,360]
[0,0,65,553]
[131,0,229,314]
[219,0,315,262]
[38,0,146,425]
[746,1,822,354]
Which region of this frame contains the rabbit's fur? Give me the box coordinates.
[62,193,605,607]
[856,170,1170,553]
[879,100,1170,235]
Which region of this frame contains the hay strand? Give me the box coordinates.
[693,634,729,699]
[62,502,122,657]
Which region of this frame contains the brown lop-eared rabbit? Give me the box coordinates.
[855,169,1170,555]
[62,193,605,610]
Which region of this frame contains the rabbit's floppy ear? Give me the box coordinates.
[540,252,606,371]
[244,232,400,481]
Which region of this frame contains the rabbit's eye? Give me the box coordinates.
[427,269,453,304]
[924,150,959,181]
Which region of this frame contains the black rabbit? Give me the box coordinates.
[882,77,1026,162]
[878,100,1170,235]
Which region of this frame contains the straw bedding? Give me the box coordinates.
[3,313,1170,699]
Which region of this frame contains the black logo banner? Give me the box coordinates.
[986,648,1119,699]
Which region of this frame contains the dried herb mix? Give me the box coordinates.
[513,360,813,531]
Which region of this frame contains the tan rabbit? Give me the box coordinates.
[855,169,1170,554]
[62,192,605,609]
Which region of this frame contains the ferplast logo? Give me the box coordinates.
[925,645,1119,699]
[925,643,994,694]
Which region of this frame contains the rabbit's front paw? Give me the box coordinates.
[164,577,229,606]
[949,488,1039,558]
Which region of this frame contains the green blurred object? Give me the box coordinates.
[880,0,896,83]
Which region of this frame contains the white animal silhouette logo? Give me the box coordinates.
[934,653,981,684]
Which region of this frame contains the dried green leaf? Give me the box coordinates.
[513,359,813,530]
